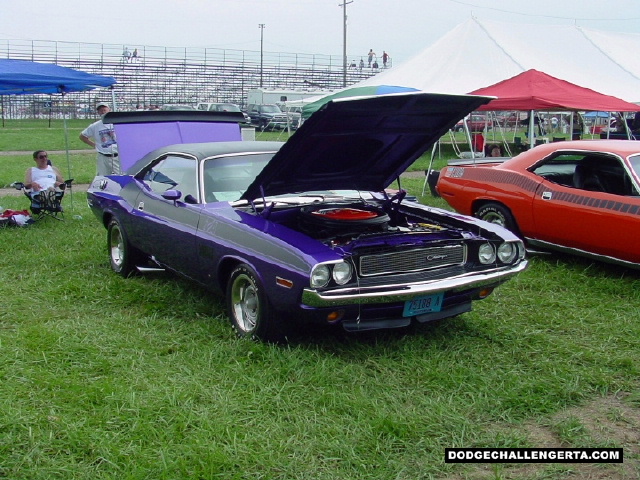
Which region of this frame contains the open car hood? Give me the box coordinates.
[241,92,493,201]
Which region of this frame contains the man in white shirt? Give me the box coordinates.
[80,102,120,175]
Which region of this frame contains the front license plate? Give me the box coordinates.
[403,293,444,317]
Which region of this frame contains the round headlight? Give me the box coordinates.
[497,242,517,263]
[332,262,353,285]
[478,243,496,264]
[310,265,331,288]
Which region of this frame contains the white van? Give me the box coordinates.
[196,102,250,123]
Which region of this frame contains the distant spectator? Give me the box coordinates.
[488,144,502,157]
[631,111,640,133]
[132,48,138,61]
[571,112,584,140]
[382,51,390,67]
[359,58,364,71]
[550,116,558,132]
[367,49,375,67]
[122,46,130,63]
[372,60,379,70]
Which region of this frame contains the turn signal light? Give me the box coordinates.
[326,310,345,323]
[477,287,494,299]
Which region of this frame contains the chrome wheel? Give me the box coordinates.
[107,218,138,277]
[226,264,286,342]
[230,273,260,334]
[481,210,506,226]
[109,224,125,269]
[475,202,519,235]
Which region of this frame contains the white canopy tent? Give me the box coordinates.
[354,18,640,103]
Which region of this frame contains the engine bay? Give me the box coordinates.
[274,201,460,247]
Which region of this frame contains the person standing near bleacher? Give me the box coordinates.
[79,102,120,175]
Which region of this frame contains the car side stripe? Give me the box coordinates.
[459,168,640,216]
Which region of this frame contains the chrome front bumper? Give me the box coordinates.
[301,261,528,307]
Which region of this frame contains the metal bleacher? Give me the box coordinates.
[0,39,380,119]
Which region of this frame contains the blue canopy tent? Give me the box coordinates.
[0,59,116,212]
[0,58,116,95]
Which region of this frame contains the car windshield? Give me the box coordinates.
[203,153,273,203]
[261,105,281,113]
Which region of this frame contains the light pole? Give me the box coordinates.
[339,1,353,88]
[259,24,265,87]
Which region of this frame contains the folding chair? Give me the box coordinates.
[12,179,73,221]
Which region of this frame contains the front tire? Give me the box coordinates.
[107,218,139,277]
[226,264,286,342]
[475,202,519,234]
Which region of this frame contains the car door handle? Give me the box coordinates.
[137,201,145,211]
[541,191,553,200]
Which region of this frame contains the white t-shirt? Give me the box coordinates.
[81,118,118,155]
[30,166,58,191]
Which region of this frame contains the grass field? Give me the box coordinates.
[1,121,638,479]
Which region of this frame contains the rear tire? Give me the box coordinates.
[107,218,139,277]
[475,202,519,234]
[226,264,286,342]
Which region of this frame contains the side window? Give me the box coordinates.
[532,153,583,187]
[141,155,199,202]
[532,152,634,195]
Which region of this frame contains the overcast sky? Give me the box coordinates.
[2,0,640,64]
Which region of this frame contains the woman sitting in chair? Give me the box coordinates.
[25,150,64,194]
[24,150,66,215]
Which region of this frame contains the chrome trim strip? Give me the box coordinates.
[301,261,528,307]
[525,238,640,269]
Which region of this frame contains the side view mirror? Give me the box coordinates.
[162,189,182,201]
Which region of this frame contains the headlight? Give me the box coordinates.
[478,243,496,264]
[497,242,517,263]
[310,265,331,288]
[332,262,352,285]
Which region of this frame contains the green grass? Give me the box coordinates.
[1,122,639,479]
[0,119,94,152]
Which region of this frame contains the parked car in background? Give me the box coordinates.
[436,140,640,269]
[246,103,290,131]
[281,105,303,129]
[452,113,492,132]
[160,104,196,111]
[196,102,251,124]
[86,92,527,342]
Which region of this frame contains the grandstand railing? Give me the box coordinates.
[0,39,384,119]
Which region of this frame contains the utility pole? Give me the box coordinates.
[339,1,353,88]
[259,23,265,87]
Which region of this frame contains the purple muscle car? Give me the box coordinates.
[87,93,527,341]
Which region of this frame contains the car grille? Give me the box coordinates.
[359,244,465,277]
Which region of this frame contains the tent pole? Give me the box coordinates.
[61,91,75,214]
[463,119,475,160]
[110,86,117,110]
[423,142,438,196]
[529,110,534,149]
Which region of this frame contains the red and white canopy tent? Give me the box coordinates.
[469,69,640,149]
